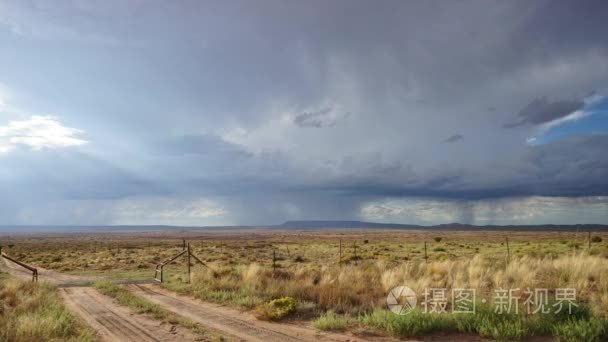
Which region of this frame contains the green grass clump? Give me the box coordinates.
[253,296,297,321]
[94,282,205,336]
[0,277,95,341]
[554,318,608,342]
[162,279,264,309]
[313,311,355,331]
[360,303,607,341]
[361,309,454,337]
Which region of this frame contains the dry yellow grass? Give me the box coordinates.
[0,274,96,341]
[165,253,608,317]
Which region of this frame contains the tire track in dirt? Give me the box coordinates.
[60,287,199,342]
[1,259,201,341]
[127,284,370,342]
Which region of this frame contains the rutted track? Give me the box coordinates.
[60,287,198,342]
[1,257,200,341]
[2,257,367,341]
[127,284,369,342]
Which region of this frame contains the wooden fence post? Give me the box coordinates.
[506,237,510,263]
[424,241,428,263]
[339,240,342,268]
[272,249,276,272]
[187,242,191,284]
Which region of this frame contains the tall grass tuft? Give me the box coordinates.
[0,277,95,341]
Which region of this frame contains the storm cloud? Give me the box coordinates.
[0,0,607,225]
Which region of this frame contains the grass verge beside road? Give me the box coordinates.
[313,306,608,342]
[94,281,213,338]
[0,273,96,341]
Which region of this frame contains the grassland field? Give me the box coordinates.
[2,229,608,341]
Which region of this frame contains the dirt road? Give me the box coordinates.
[2,258,365,341]
[60,287,199,341]
[2,258,202,341]
[127,284,369,342]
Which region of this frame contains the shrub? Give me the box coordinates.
[434,237,442,242]
[591,236,602,243]
[253,297,297,321]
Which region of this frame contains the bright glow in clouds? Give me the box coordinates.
[0,115,87,153]
[17,197,229,226]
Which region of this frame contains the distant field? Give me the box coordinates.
[3,229,608,273]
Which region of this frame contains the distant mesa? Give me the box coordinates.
[277,220,420,229]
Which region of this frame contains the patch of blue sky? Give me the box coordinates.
[534,96,608,145]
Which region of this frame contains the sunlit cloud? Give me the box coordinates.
[0,115,87,153]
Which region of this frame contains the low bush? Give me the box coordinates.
[253,297,297,321]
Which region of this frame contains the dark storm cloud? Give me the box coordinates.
[442,134,464,143]
[504,97,584,128]
[1,0,608,225]
[303,134,608,201]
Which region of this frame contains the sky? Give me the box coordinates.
[1,0,607,226]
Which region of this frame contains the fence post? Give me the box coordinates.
[272,249,276,272]
[506,237,510,263]
[424,241,428,263]
[588,231,591,250]
[187,242,191,284]
[353,241,357,264]
[339,240,342,268]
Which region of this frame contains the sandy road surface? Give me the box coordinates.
[60,287,199,342]
[127,284,370,342]
[1,257,200,341]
